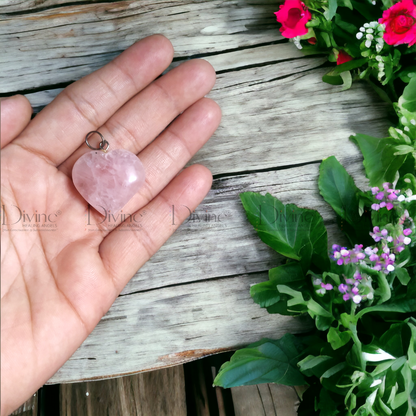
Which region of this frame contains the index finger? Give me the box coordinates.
[12,35,174,166]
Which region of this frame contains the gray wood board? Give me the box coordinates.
[1,0,283,91]
[49,272,311,383]
[120,156,366,295]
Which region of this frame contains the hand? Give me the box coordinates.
[1,35,220,415]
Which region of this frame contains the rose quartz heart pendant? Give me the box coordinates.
[73,149,146,216]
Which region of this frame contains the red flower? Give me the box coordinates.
[379,0,416,47]
[308,37,317,45]
[337,50,353,65]
[274,0,312,39]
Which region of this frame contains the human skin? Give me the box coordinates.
[1,34,221,415]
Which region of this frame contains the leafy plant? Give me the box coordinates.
[214,74,416,414]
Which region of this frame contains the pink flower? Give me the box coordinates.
[379,0,416,46]
[337,50,353,65]
[274,0,312,39]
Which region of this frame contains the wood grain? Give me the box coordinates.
[120,156,366,295]
[10,393,38,416]
[60,366,186,415]
[1,0,282,92]
[49,272,312,383]
[231,384,299,416]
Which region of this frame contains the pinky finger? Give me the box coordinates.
[99,164,213,292]
[1,95,32,148]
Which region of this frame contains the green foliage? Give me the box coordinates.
[216,2,416,415]
[213,335,307,388]
[319,156,372,245]
[240,192,329,272]
[351,134,407,187]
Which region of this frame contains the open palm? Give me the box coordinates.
[1,35,220,415]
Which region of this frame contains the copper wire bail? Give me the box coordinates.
[85,131,110,152]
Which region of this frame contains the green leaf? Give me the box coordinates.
[399,75,416,114]
[298,355,336,377]
[213,335,306,388]
[340,71,352,91]
[323,73,344,86]
[318,156,372,244]
[240,192,329,272]
[250,262,305,310]
[325,0,338,20]
[395,268,411,286]
[250,280,281,308]
[328,326,351,350]
[394,145,414,156]
[355,298,416,321]
[399,65,416,83]
[330,58,367,75]
[337,0,353,9]
[351,134,407,187]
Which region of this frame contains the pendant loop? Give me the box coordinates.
[85,131,110,153]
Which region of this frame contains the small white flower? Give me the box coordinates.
[292,36,302,50]
[367,28,374,34]
[376,56,383,62]
[353,295,362,304]
[405,126,410,132]
[398,195,406,202]
[387,264,395,272]
[372,0,376,4]
[376,44,383,52]
[367,292,374,300]
[360,27,365,32]
[356,32,364,40]
[365,40,372,48]
[366,34,374,41]
[364,23,370,28]
[404,237,411,245]
[411,119,416,126]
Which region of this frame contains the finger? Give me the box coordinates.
[12,35,174,166]
[100,164,212,291]
[113,98,221,220]
[58,59,216,176]
[0,95,32,148]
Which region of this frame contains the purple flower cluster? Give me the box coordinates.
[332,225,412,275]
[315,183,414,305]
[371,184,399,211]
[332,244,365,266]
[313,271,373,304]
[337,271,370,304]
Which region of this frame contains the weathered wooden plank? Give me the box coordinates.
[23,42,305,111]
[60,366,186,415]
[231,384,299,416]
[0,0,110,13]
[48,272,311,383]
[0,0,282,92]
[118,157,365,295]
[10,393,38,415]
[23,50,388,179]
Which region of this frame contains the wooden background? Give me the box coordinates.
[0,0,388,384]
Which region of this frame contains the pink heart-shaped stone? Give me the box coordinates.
[72,149,146,216]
